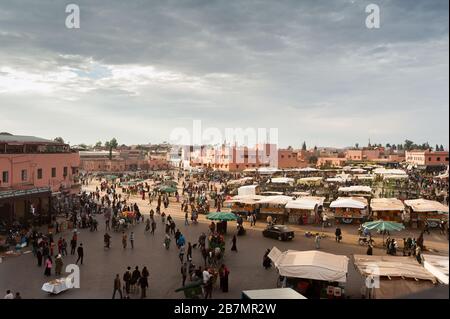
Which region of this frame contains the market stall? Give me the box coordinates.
[353,255,437,299]
[241,288,307,299]
[370,198,405,222]
[285,196,325,225]
[422,254,449,285]
[268,247,349,299]
[257,195,293,224]
[330,197,369,224]
[404,199,449,228]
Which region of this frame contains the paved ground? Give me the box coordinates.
[0,179,447,299]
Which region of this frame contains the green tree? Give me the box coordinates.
[95,141,102,149]
[54,137,65,144]
[404,140,414,150]
[106,138,118,160]
[308,155,318,165]
[386,143,391,148]
[440,145,445,151]
[355,143,359,149]
[301,142,307,151]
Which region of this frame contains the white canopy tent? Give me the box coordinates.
[294,167,319,172]
[422,254,449,285]
[370,198,405,211]
[237,185,258,196]
[373,168,407,176]
[404,199,449,213]
[285,196,325,210]
[268,177,295,185]
[338,186,372,193]
[330,197,368,209]
[268,247,349,283]
[257,195,294,205]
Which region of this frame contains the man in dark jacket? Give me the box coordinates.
[123,267,132,296]
[112,274,123,299]
[76,243,84,265]
[335,227,342,243]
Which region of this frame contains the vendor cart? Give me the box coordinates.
[42,277,74,295]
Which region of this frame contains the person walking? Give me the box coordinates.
[112,274,123,299]
[181,262,188,286]
[335,227,342,243]
[139,275,148,299]
[36,248,43,267]
[315,233,321,249]
[184,212,189,226]
[123,267,132,296]
[4,290,14,299]
[179,245,186,263]
[55,254,63,276]
[131,266,141,294]
[219,264,230,293]
[76,243,84,265]
[130,232,135,249]
[187,242,193,262]
[231,235,237,252]
[151,219,156,235]
[367,245,373,256]
[70,236,77,255]
[122,232,128,249]
[44,256,53,277]
[61,238,68,256]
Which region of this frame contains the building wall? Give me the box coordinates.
[346,149,381,161]
[0,152,80,192]
[405,151,449,166]
[278,149,308,169]
[316,157,347,168]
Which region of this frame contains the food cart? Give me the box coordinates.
[330,197,369,224]
[370,198,405,222]
[268,247,348,299]
[404,199,449,228]
[285,196,325,225]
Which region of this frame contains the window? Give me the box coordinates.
[37,169,43,179]
[21,169,27,181]
[437,157,441,161]
[51,168,56,178]
[2,171,8,183]
[63,167,68,177]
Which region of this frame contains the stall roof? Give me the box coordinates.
[268,177,295,184]
[370,198,405,211]
[353,175,375,180]
[297,177,323,183]
[227,177,253,186]
[383,174,409,180]
[353,255,437,283]
[285,196,325,210]
[338,186,372,193]
[404,199,449,213]
[238,185,258,196]
[257,195,294,205]
[226,194,266,205]
[268,247,349,283]
[422,255,449,285]
[330,197,368,209]
[373,168,407,175]
[242,288,307,299]
[294,167,319,172]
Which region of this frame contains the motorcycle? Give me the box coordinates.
[358,236,375,246]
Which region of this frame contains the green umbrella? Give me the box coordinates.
[362,220,405,245]
[206,212,237,221]
[362,220,405,232]
[157,186,177,193]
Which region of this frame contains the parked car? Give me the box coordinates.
[262,225,294,241]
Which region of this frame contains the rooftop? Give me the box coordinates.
[0,134,62,145]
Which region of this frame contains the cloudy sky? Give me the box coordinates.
[0,0,448,148]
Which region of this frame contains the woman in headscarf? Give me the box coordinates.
[219,264,230,293]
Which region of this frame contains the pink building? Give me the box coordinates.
[189,144,277,171]
[405,150,449,167]
[345,148,382,161]
[316,157,347,168]
[278,149,308,169]
[0,134,80,223]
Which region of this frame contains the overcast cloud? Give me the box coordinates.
[0,0,448,148]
